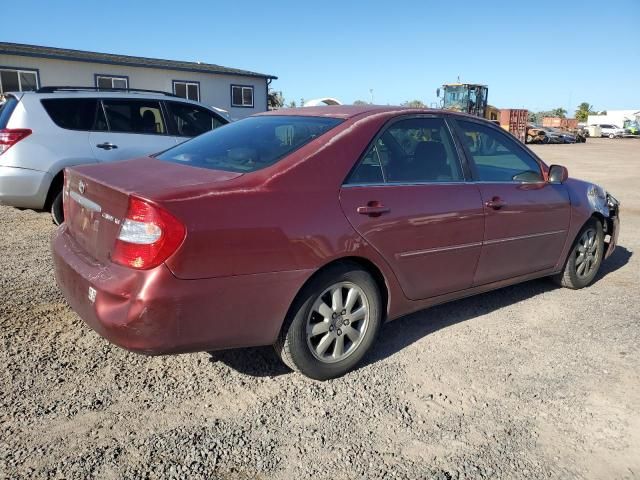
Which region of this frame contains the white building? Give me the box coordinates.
[588,110,640,129]
[0,42,277,119]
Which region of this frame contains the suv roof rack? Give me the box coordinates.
[36,86,179,97]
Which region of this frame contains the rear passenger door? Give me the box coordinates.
[165,101,227,144]
[89,98,177,162]
[339,115,485,300]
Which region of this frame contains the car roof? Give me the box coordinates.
[257,105,461,120]
[12,89,201,103]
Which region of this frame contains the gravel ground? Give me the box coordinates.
[1,138,638,480]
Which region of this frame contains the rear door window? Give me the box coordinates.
[102,99,166,135]
[0,96,19,129]
[41,98,107,131]
[165,101,226,137]
[347,117,463,184]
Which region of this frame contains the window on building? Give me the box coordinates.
[173,81,200,101]
[95,75,128,89]
[231,85,254,107]
[0,68,39,93]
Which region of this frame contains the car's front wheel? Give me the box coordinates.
[608,133,615,139]
[274,263,382,380]
[553,219,604,289]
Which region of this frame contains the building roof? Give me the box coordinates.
[0,42,277,80]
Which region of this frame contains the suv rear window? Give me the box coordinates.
[0,96,19,129]
[41,99,107,131]
[156,115,342,173]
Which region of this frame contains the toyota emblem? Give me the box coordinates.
[78,180,86,194]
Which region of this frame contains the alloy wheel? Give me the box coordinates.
[306,282,370,363]
[575,228,599,278]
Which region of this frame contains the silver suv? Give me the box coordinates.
[0,87,228,223]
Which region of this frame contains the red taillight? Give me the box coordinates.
[111,197,185,270]
[0,128,32,155]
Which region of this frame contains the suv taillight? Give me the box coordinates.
[0,128,32,155]
[112,197,185,270]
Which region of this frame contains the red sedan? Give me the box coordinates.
[52,106,620,380]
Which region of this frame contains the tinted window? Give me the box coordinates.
[457,120,543,183]
[0,96,18,129]
[41,99,107,131]
[166,101,225,137]
[348,117,463,184]
[102,99,166,134]
[156,116,342,173]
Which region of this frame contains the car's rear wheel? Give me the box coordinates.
[51,190,64,225]
[608,133,615,139]
[274,263,382,380]
[553,219,604,289]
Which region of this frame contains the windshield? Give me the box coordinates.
[156,115,343,173]
[443,86,468,111]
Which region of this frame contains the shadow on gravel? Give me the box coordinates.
[208,346,290,377]
[360,244,632,371]
[594,245,632,282]
[208,246,631,379]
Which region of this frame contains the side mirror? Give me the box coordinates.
[548,164,568,184]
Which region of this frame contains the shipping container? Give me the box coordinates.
[542,117,578,130]
[499,109,528,143]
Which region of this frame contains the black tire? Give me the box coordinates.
[274,263,382,380]
[553,219,604,289]
[50,190,64,225]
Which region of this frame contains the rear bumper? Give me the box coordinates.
[51,225,313,354]
[0,166,51,209]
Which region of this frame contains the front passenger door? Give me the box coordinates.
[454,119,570,285]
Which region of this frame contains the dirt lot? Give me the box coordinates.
[1,138,638,480]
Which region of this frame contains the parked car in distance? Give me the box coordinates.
[0,87,229,224]
[592,124,626,138]
[52,106,621,380]
[545,127,579,144]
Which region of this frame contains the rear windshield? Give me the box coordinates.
[0,96,19,129]
[156,115,343,173]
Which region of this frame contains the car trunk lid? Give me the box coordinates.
[64,157,242,264]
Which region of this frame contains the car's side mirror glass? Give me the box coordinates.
[548,164,569,184]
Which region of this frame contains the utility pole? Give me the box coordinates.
[369,89,374,104]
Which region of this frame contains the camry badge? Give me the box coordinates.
[79,180,86,194]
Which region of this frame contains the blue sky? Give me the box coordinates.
[3,0,639,112]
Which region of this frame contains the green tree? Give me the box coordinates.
[402,100,426,108]
[575,102,596,122]
[353,99,369,105]
[287,100,297,108]
[550,107,567,118]
[267,90,285,110]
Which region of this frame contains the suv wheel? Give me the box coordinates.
[50,190,64,225]
[274,263,382,380]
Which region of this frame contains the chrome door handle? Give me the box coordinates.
[96,142,118,150]
[357,204,390,216]
[485,197,506,210]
